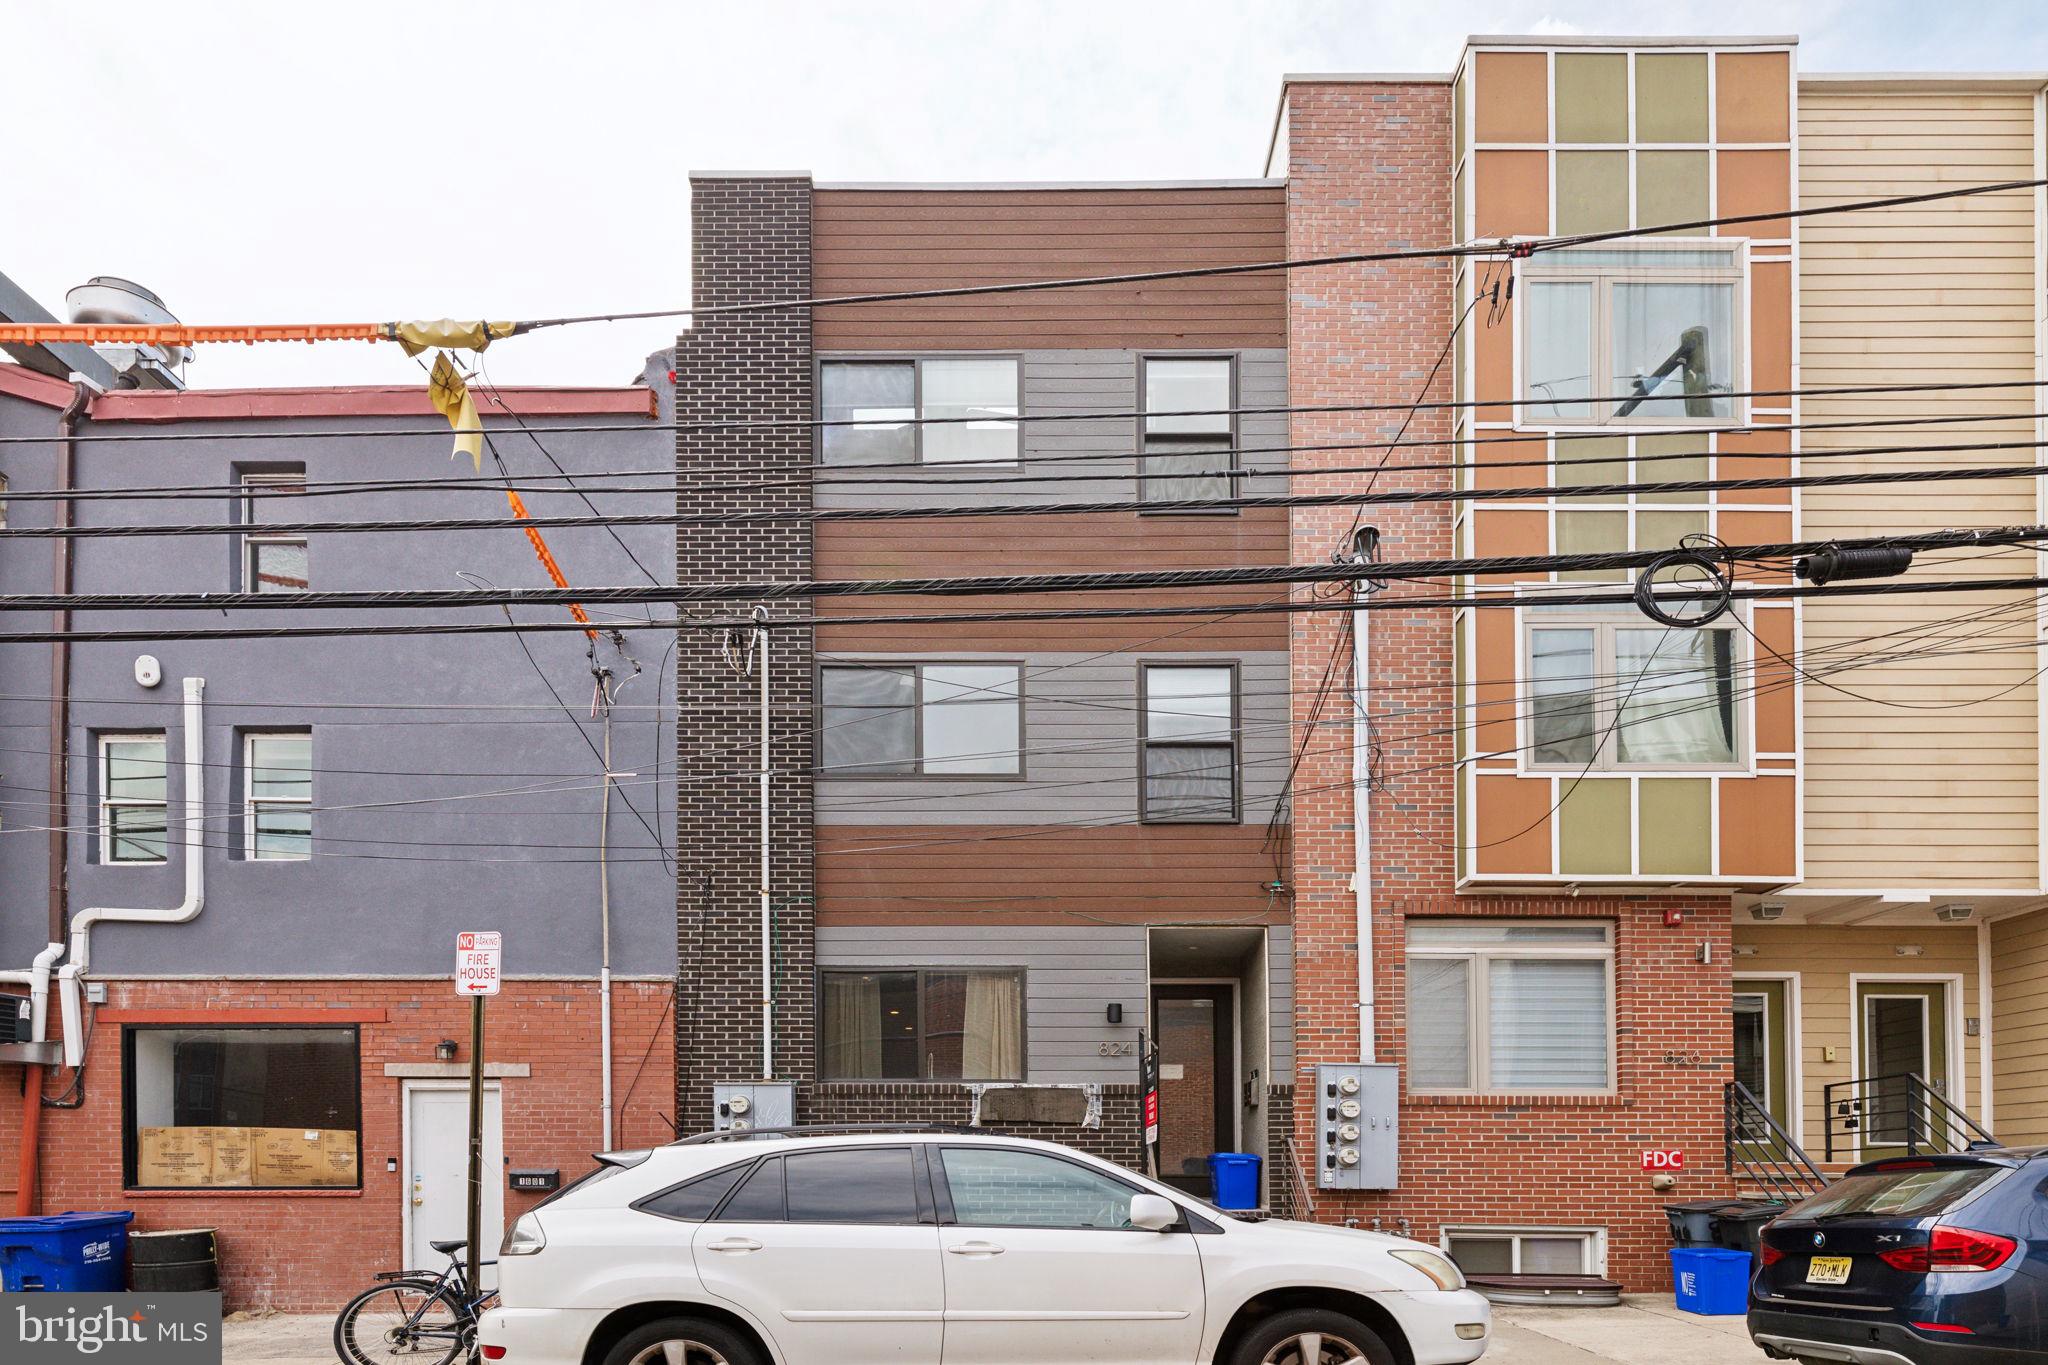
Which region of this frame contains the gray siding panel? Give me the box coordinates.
[817,925,1146,1085]
[814,348,1287,510]
[815,651,1289,824]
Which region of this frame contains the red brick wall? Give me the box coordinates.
[8,978,673,1310]
[1282,80,1736,1289]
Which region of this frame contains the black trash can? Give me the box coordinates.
[1663,1200,1743,1246]
[1710,1201,1785,1259]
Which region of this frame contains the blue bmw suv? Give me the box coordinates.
[1750,1148,2048,1363]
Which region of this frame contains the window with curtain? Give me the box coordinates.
[818,357,1019,466]
[1406,921,1613,1093]
[244,731,311,859]
[1524,609,1739,770]
[819,664,1022,776]
[100,733,169,864]
[1141,356,1235,505]
[819,969,1025,1081]
[1140,664,1238,822]
[1520,244,1743,427]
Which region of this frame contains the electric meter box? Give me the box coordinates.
[713,1081,794,1134]
[1314,1063,1398,1191]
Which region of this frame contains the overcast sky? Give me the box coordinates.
[6,1,2043,390]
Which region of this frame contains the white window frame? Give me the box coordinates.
[1406,920,1616,1096]
[1441,1225,1607,1276]
[1516,239,1748,431]
[816,355,1022,467]
[1517,603,1748,776]
[99,732,169,865]
[240,471,309,593]
[243,730,312,861]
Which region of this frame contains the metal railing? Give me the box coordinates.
[1823,1072,1997,1162]
[1724,1080,1830,1201]
[1283,1134,1317,1221]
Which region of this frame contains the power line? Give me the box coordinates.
[511,175,2048,331]
[3,375,2045,448]
[11,407,2036,504]
[27,439,2048,539]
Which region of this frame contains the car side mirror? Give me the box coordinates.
[1129,1193,1180,1232]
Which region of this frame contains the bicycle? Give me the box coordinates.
[333,1239,499,1365]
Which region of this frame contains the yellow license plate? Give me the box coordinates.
[1807,1255,1853,1285]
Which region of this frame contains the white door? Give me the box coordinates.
[933,1145,1205,1364]
[691,1146,944,1364]
[407,1084,504,1281]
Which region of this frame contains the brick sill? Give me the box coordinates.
[124,1188,364,1199]
[1406,1094,1631,1109]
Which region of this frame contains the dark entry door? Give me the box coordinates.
[1150,985,1233,1196]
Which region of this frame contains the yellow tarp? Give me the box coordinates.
[428,352,484,471]
[389,319,518,357]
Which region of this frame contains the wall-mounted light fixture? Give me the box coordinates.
[1894,945,1925,958]
[1750,902,1786,922]
[1934,903,1976,923]
[435,1039,459,1061]
[1106,1003,1123,1025]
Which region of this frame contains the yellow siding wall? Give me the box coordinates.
[1992,907,2048,1143]
[1796,87,2042,888]
[1733,924,1981,1155]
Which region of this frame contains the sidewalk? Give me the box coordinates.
[224,1297,1770,1364]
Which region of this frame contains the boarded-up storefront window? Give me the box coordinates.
[124,1026,361,1190]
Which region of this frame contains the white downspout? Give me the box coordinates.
[0,941,65,1043]
[58,676,205,1065]
[1352,547,1381,1064]
[757,612,773,1080]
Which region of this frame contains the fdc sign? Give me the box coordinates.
[456,931,502,996]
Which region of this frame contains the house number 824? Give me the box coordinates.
[1098,1041,1134,1056]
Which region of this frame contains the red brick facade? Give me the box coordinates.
[2,978,673,1310]
[1282,80,1736,1289]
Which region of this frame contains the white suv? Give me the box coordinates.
[477,1126,1490,1365]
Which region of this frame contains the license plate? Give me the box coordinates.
[1807,1255,1853,1285]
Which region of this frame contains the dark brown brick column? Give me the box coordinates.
[673,174,815,1129]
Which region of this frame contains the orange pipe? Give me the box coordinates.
[15,1063,42,1215]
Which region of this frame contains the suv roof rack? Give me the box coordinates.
[670,1122,985,1146]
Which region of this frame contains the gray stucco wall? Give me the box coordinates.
[814,650,1289,824]
[0,373,676,979]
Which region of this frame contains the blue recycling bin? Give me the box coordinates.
[1207,1152,1261,1210]
[1670,1246,1750,1316]
[0,1211,135,1292]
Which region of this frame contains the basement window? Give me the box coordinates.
[123,1025,362,1190]
[1443,1226,1603,1276]
[1519,243,1744,427]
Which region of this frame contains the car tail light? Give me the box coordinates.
[1913,1323,1974,1336]
[481,1348,508,1360]
[1759,1244,1786,1267]
[1879,1226,2016,1274]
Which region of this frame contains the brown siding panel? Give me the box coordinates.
[813,187,1287,349]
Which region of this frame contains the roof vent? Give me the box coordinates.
[65,276,187,389]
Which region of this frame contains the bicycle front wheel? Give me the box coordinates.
[333,1278,468,1365]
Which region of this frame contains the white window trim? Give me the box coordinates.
[1515,601,1750,777]
[244,730,311,861]
[1514,238,1749,432]
[240,471,309,594]
[98,732,168,865]
[1406,921,1616,1097]
[1441,1225,1608,1276]
[817,354,1023,467]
